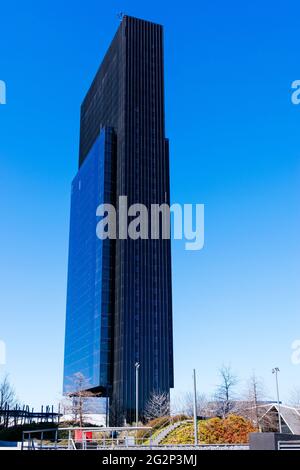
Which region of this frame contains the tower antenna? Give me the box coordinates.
[117,12,125,22]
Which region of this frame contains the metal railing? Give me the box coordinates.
[21,426,249,451]
[278,440,300,451]
[22,426,152,450]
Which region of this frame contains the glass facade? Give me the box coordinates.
[63,128,115,393]
[64,16,174,424]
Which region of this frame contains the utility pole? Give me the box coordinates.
[272,367,282,433]
[135,362,140,425]
[193,369,198,446]
[105,385,109,427]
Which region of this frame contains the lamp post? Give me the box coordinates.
[272,367,282,433]
[135,362,140,425]
[193,369,198,446]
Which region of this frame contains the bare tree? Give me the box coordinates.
[289,387,300,409]
[214,365,238,418]
[144,391,170,421]
[235,373,267,429]
[62,373,100,427]
[0,374,19,427]
[0,374,17,409]
[174,392,208,417]
[257,405,282,432]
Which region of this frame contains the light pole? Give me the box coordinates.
[135,362,140,425]
[272,367,282,433]
[193,369,198,446]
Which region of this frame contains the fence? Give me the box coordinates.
[0,404,60,428]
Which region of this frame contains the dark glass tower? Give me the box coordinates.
[63,15,173,424]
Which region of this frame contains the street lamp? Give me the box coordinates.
[193,369,198,446]
[135,362,140,425]
[272,367,282,433]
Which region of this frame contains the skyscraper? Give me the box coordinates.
[63,15,173,424]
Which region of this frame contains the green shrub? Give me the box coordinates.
[163,415,257,445]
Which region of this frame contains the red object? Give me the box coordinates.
[74,430,93,442]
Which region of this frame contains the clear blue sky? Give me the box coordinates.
[0,0,299,409]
